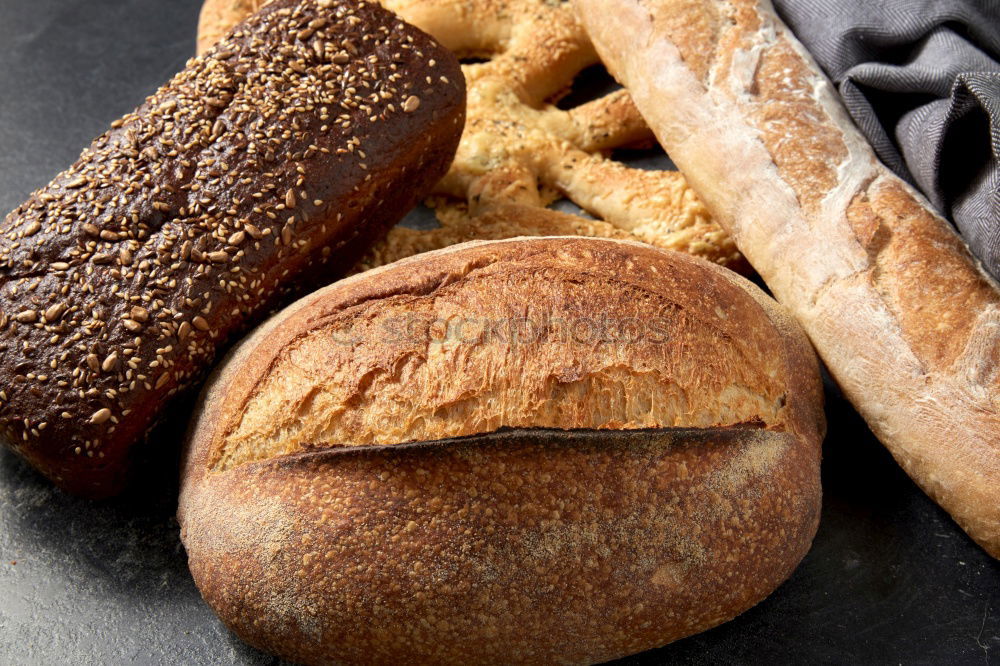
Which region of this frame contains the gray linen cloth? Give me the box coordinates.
[772,0,1000,280]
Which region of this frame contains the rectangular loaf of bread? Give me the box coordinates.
[0,0,464,496]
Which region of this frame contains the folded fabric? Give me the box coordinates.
[773,0,1000,281]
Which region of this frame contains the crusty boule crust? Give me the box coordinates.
[577,0,1000,557]
[0,0,464,496]
[179,236,824,664]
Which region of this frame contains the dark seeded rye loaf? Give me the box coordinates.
[0,0,465,496]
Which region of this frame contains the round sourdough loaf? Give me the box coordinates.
[178,236,825,665]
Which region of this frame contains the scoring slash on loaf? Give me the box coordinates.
[577,0,1000,556]
[179,236,825,665]
[198,0,742,272]
[0,0,465,496]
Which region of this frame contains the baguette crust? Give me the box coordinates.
[0,0,464,496]
[179,236,824,664]
[577,0,1000,555]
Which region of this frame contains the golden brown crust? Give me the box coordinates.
[0,0,465,496]
[207,236,813,470]
[198,0,744,270]
[354,202,638,272]
[578,0,1000,555]
[179,236,824,663]
[197,0,269,55]
[852,178,998,370]
[183,428,819,665]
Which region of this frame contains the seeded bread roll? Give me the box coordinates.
[577,0,1000,557]
[0,0,464,497]
[179,236,825,665]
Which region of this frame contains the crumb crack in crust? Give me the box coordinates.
[198,0,743,271]
[0,0,465,495]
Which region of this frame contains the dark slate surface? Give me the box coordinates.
[0,1,998,664]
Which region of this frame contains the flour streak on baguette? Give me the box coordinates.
[577,0,1000,555]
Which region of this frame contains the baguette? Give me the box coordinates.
[178,236,825,664]
[577,0,1000,555]
[0,0,464,496]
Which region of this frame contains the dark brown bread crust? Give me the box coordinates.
[179,236,824,664]
[0,0,465,496]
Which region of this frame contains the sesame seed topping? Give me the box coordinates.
[43,303,67,323]
[402,95,421,112]
[0,0,460,468]
[102,353,119,372]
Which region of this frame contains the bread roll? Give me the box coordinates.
[0,0,464,496]
[577,0,1000,557]
[179,236,824,664]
